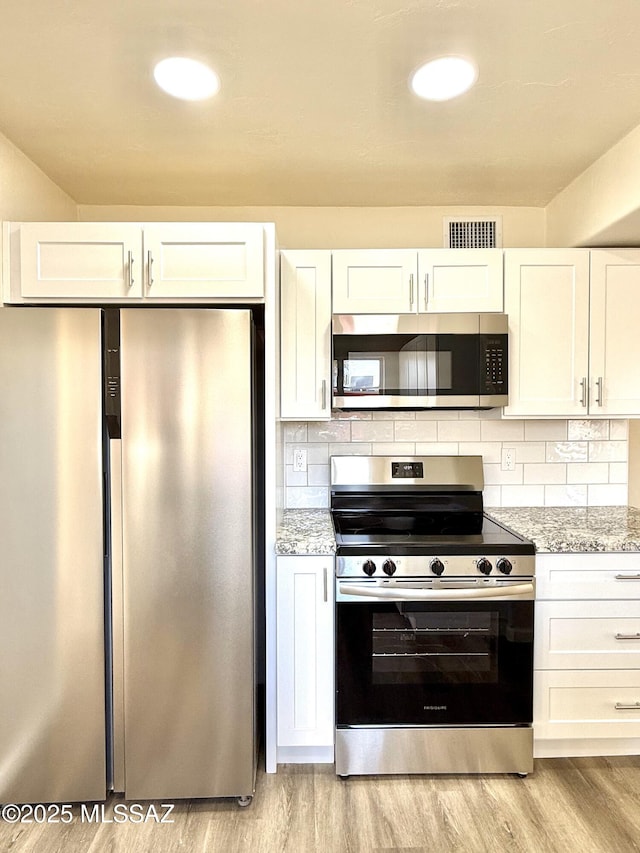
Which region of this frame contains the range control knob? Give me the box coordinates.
[362,560,376,576]
[430,558,445,576]
[477,558,493,575]
[382,559,397,576]
[497,557,513,575]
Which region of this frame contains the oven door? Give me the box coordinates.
[336,578,534,727]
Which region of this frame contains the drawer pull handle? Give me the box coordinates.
[615,574,640,580]
[615,702,640,711]
[615,633,640,640]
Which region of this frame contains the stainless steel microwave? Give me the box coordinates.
[332,313,508,410]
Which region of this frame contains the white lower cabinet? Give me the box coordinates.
[534,553,640,757]
[276,555,334,762]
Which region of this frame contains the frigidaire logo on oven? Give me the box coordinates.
[424,705,447,711]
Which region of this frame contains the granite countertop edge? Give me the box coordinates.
[276,506,640,556]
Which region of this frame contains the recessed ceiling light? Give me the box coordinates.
[153,57,220,101]
[410,56,478,102]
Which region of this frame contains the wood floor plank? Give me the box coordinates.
[1,756,639,853]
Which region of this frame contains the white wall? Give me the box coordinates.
[0,130,76,222]
[78,204,545,248]
[546,121,640,248]
[283,413,628,509]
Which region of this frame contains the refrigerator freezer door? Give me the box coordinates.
[120,309,255,800]
[0,308,106,804]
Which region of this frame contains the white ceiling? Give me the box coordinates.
[2,0,640,207]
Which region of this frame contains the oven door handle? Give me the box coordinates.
[338,582,535,601]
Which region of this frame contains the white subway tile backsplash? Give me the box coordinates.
[510,442,546,464]
[588,441,628,462]
[483,486,501,506]
[544,485,588,506]
[523,463,567,485]
[546,441,588,462]
[567,462,609,484]
[483,463,524,485]
[501,485,545,507]
[371,442,416,456]
[458,442,502,464]
[351,421,394,442]
[282,412,629,509]
[394,420,438,442]
[609,462,628,484]
[285,486,329,508]
[283,423,307,442]
[307,421,351,442]
[480,420,525,442]
[308,464,330,486]
[415,442,460,455]
[587,484,628,506]
[329,442,372,456]
[285,466,308,487]
[437,420,482,442]
[568,419,610,441]
[610,420,629,440]
[524,420,568,441]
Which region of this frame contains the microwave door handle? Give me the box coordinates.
[338,582,535,600]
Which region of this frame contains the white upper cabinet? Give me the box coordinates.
[14,222,142,299]
[142,223,264,299]
[589,249,640,417]
[418,249,504,313]
[504,249,590,417]
[504,248,640,418]
[332,248,503,314]
[3,221,265,303]
[331,249,417,313]
[280,250,332,420]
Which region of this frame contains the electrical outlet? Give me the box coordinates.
[293,447,307,473]
[501,447,516,472]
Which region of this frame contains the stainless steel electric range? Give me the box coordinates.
[331,455,536,777]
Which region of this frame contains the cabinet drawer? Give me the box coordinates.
[536,600,640,669]
[536,553,640,600]
[535,669,640,740]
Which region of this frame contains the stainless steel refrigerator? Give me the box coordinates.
[0,307,258,804]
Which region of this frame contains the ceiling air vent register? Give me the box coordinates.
[444,217,502,249]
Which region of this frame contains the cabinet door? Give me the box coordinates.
[280,250,332,419]
[18,222,142,299]
[418,249,503,313]
[332,249,417,313]
[504,249,590,416]
[589,249,640,416]
[142,223,264,298]
[276,556,334,748]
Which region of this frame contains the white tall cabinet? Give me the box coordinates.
[504,248,640,417]
[279,250,332,420]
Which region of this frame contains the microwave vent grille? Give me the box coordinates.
[444,217,502,249]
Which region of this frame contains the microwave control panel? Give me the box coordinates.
[480,334,508,394]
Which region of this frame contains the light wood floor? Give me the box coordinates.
[2,756,640,852]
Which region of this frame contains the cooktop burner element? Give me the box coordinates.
[330,455,535,579]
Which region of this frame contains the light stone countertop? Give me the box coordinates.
[275,509,336,556]
[487,506,640,553]
[275,506,640,556]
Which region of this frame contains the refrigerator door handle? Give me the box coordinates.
[110,439,126,793]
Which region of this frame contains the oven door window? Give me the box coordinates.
[336,600,533,726]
